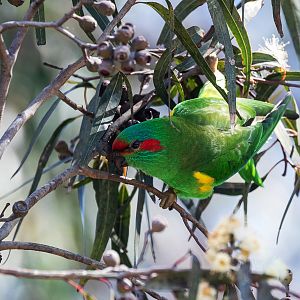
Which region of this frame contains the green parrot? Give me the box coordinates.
[112,77,298,207]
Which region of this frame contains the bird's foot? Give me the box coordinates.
[160,188,177,209]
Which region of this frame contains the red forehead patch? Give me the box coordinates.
[112,139,129,151]
[140,139,163,152]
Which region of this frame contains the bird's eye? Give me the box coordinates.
[131,140,141,149]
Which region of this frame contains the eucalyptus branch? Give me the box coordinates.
[79,167,209,240]
[0,166,79,240]
[56,90,94,118]
[0,57,85,160]
[0,241,105,269]
[0,0,45,123]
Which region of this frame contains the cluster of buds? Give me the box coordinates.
[206,216,260,273]
[54,140,73,161]
[6,0,24,6]
[86,23,151,76]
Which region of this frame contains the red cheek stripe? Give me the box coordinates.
[140,139,163,152]
[112,139,129,151]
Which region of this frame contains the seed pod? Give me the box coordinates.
[115,25,134,44]
[7,0,24,6]
[103,249,120,267]
[131,36,149,51]
[86,57,102,72]
[151,216,168,232]
[114,45,130,62]
[135,50,151,66]
[93,1,116,16]
[76,15,97,33]
[121,59,135,73]
[97,41,114,59]
[117,278,133,293]
[98,59,115,76]
[55,141,69,154]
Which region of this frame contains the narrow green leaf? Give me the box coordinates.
[239,158,263,186]
[134,174,145,266]
[153,48,176,109]
[112,184,131,266]
[30,0,46,45]
[142,2,228,102]
[28,117,77,195]
[213,0,252,95]
[282,0,300,62]
[207,0,236,127]
[80,163,119,286]
[235,52,278,67]
[12,84,84,178]
[157,0,206,46]
[11,99,60,178]
[188,255,202,300]
[73,80,102,164]
[79,73,123,165]
[272,0,284,37]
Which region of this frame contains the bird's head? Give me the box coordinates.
[112,119,168,172]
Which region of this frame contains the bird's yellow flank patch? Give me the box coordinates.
[193,171,214,193]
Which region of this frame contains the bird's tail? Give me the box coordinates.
[255,93,292,152]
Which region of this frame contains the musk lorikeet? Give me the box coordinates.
[112,77,298,207]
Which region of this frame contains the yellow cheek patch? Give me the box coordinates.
[193,171,215,185]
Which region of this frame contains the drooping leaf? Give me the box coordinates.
[282,0,300,62]
[134,173,146,266]
[11,99,60,178]
[73,80,102,164]
[80,163,119,286]
[207,0,236,126]
[30,0,46,45]
[143,1,228,102]
[112,184,132,266]
[157,0,206,46]
[188,255,202,300]
[276,177,300,244]
[78,73,123,165]
[153,48,176,109]
[272,0,284,38]
[235,52,278,67]
[213,0,252,95]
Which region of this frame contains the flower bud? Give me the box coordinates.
[93,1,116,16]
[102,249,120,267]
[151,216,168,232]
[97,41,114,59]
[131,36,149,51]
[135,50,151,66]
[280,269,293,286]
[55,141,69,154]
[76,15,97,33]
[98,59,115,76]
[114,45,130,62]
[86,57,102,72]
[121,59,136,73]
[7,0,24,6]
[115,25,134,44]
[117,278,132,293]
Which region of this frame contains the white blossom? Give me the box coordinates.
[197,281,217,300]
[258,34,290,69]
[211,252,231,273]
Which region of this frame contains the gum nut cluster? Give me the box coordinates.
[87,23,151,76]
[7,0,24,6]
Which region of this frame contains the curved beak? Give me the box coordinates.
[110,151,128,171]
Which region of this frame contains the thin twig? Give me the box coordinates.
[0,241,105,269]
[56,90,94,118]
